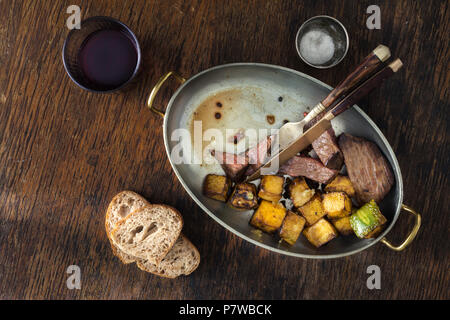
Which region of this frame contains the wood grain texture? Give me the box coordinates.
[0,0,448,300]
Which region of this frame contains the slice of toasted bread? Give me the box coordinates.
[136,234,200,278]
[105,191,151,235]
[111,204,183,265]
[105,191,150,264]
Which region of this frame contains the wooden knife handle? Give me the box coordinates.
[329,59,403,118]
[304,45,391,131]
[321,44,391,108]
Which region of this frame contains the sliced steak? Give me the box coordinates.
[311,128,344,170]
[303,110,344,170]
[279,155,338,184]
[244,136,273,176]
[338,133,394,204]
[228,128,246,144]
[212,150,249,182]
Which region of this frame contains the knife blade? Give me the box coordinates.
[246,114,333,181]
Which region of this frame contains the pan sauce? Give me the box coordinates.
[189,86,307,166]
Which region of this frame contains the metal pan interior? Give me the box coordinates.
[163,63,403,258]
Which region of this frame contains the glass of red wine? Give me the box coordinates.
[63,16,141,93]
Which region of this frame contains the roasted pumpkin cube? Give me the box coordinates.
[279,211,306,245]
[250,200,287,233]
[303,218,338,248]
[298,193,326,226]
[258,175,284,202]
[350,200,387,238]
[289,177,315,208]
[324,175,356,197]
[331,216,354,235]
[228,183,258,210]
[202,174,231,202]
[322,192,352,219]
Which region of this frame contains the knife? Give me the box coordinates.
[246,58,403,181]
[278,44,391,149]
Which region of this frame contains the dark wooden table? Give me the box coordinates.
[0,0,448,300]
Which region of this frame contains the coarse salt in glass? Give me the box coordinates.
[299,29,335,65]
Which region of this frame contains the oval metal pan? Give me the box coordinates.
[163,63,403,259]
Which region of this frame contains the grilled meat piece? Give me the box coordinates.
[311,128,344,170]
[303,111,344,170]
[279,155,338,184]
[228,128,246,144]
[338,133,394,203]
[244,136,273,176]
[212,150,249,182]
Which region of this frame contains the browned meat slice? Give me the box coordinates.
[279,155,338,184]
[228,128,246,144]
[244,136,273,176]
[212,150,249,182]
[338,133,394,204]
[312,128,344,170]
[303,110,344,170]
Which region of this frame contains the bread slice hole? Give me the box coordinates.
[127,225,144,244]
[140,223,158,241]
[119,205,130,218]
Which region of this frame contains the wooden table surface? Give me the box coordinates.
[0,0,448,300]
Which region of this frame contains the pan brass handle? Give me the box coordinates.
[380,204,421,251]
[147,71,186,117]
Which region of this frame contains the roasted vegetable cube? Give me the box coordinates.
[364,225,385,238]
[202,174,231,202]
[322,192,352,219]
[228,183,258,210]
[250,200,287,233]
[303,218,338,247]
[279,211,306,245]
[289,177,315,208]
[298,193,326,226]
[258,175,284,202]
[331,216,354,236]
[350,200,387,238]
[324,175,356,197]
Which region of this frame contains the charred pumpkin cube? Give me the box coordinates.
[331,216,354,236]
[250,200,287,233]
[258,175,284,202]
[322,192,352,219]
[298,193,326,226]
[279,211,306,245]
[202,174,231,202]
[303,218,338,248]
[324,175,356,197]
[228,182,258,210]
[289,177,316,208]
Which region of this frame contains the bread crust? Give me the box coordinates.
[105,191,150,264]
[136,234,200,278]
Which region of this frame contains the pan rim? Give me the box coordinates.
[162,62,403,259]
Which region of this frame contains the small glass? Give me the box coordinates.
[62,16,142,93]
[295,15,349,69]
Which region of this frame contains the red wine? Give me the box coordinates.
[78,29,138,89]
